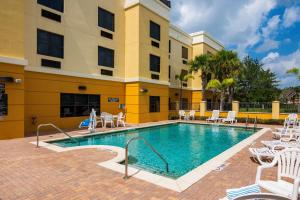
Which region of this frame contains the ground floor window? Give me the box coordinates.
[181,98,189,110]
[60,93,100,118]
[149,96,160,113]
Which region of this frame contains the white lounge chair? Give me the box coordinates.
[256,148,300,200]
[273,127,296,140]
[261,138,300,150]
[206,110,220,123]
[222,111,237,124]
[249,147,279,165]
[103,113,115,128]
[179,110,186,120]
[116,112,126,127]
[188,110,195,120]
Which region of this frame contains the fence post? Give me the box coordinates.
[272,101,280,119]
[232,101,239,114]
[200,101,206,117]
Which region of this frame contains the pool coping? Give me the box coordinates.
[30,122,270,192]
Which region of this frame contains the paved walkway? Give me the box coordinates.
[0,121,278,200]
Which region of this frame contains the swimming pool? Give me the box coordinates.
[49,123,256,179]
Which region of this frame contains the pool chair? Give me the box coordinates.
[206,110,220,123]
[261,136,300,150]
[249,147,280,165]
[179,110,186,120]
[284,113,299,128]
[116,112,126,127]
[103,113,115,128]
[79,109,100,133]
[188,110,195,120]
[273,127,295,140]
[255,148,300,200]
[221,111,237,124]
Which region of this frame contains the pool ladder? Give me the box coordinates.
[124,136,169,179]
[245,116,258,130]
[36,123,78,147]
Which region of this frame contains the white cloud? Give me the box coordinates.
[283,6,300,27]
[262,15,281,38]
[262,50,300,88]
[256,39,280,52]
[171,0,277,57]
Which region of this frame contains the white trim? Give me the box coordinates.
[190,31,224,50]
[169,24,193,46]
[169,84,202,91]
[125,77,170,86]
[25,66,124,82]
[0,56,28,66]
[124,0,170,21]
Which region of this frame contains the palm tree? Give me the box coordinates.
[206,78,235,111]
[175,71,194,109]
[287,68,300,79]
[210,50,243,105]
[189,54,212,101]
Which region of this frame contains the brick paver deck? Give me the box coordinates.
[0,121,279,200]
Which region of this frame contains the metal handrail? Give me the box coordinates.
[254,116,257,130]
[36,123,77,147]
[123,136,169,179]
[245,115,249,130]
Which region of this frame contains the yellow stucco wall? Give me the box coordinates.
[24,71,125,135]
[0,64,25,139]
[126,82,169,123]
[25,0,125,78]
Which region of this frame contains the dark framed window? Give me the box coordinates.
[150,54,160,72]
[37,0,64,12]
[37,29,64,58]
[149,96,160,112]
[41,9,61,22]
[151,41,159,48]
[182,60,188,64]
[169,40,171,53]
[98,46,114,67]
[98,7,115,32]
[151,74,159,80]
[101,69,113,76]
[101,30,113,39]
[181,69,188,76]
[60,93,100,118]
[150,21,160,41]
[41,59,61,69]
[0,93,8,116]
[181,98,188,109]
[168,65,171,79]
[182,46,188,60]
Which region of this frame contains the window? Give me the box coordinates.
[37,0,64,12]
[182,60,188,65]
[181,98,188,110]
[98,46,114,67]
[168,65,171,79]
[41,9,61,22]
[150,21,160,41]
[182,46,188,60]
[60,93,100,118]
[149,96,160,112]
[151,41,159,48]
[37,29,64,58]
[41,59,61,69]
[151,74,159,80]
[150,54,160,72]
[98,7,115,32]
[169,40,171,53]
[101,30,113,39]
[101,69,113,76]
[181,69,188,76]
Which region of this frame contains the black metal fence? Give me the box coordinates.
[239,102,272,113]
[206,102,232,111]
[169,102,200,111]
[280,103,300,113]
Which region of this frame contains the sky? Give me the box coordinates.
[170,0,300,88]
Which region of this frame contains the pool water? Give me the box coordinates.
[49,123,255,178]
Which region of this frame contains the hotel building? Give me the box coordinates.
[0,0,223,139]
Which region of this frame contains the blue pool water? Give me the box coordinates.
[49,123,255,178]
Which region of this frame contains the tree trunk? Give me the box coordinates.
[201,73,207,101]
[228,86,234,103]
[220,91,225,111]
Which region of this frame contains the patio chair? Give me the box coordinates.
[222,111,237,124]
[206,110,220,123]
[179,110,186,120]
[188,110,195,120]
[285,113,299,128]
[116,112,126,127]
[79,109,99,133]
[103,113,115,128]
[255,148,300,200]
[273,127,296,140]
[249,147,279,165]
